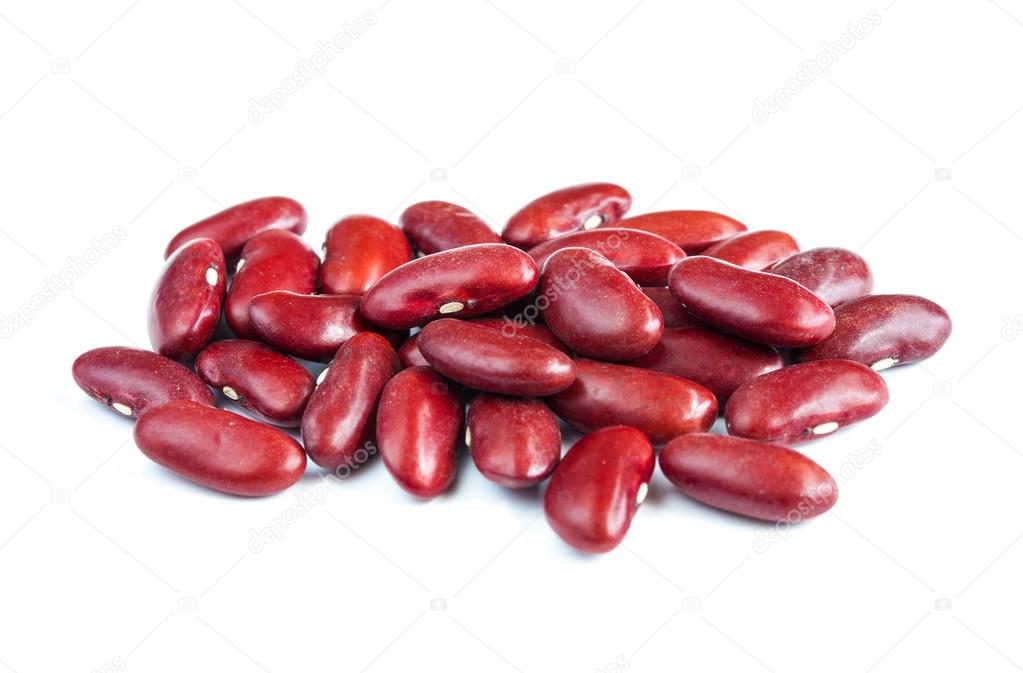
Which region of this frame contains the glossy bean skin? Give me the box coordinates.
[548,359,717,444]
[417,319,576,396]
[376,367,462,498]
[770,247,873,307]
[134,401,306,496]
[543,426,654,554]
[195,340,314,427]
[164,196,306,260]
[148,238,225,360]
[467,395,561,488]
[397,333,429,368]
[320,215,412,295]
[668,256,835,347]
[629,327,784,404]
[539,248,663,361]
[468,317,568,352]
[360,244,539,329]
[400,201,500,254]
[702,230,799,270]
[527,228,685,286]
[603,210,747,254]
[72,346,213,418]
[660,434,838,522]
[502,182,631,249]
[641,287,702,328]
[225,230,319,340]
[302,332,400,470]
[794,294,952,370]
[725,359,889,443]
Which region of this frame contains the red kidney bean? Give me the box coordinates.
[659,434,838,522]
[543,426,654,553]
[770,247,873,307]
[72,346,213,418]
[164,196,306,260]
[502,182,631,248]
[225,230,319,340]
[417,319,576,396]
[726,359,889,442]
[400,200,500,254]
[376,367,462,498]
[468,317,568,352]
[640,287,702,328]
[548,359,717,443]
[148,238,225,360]
[669,256,835,347]
[539,248,663,361]
[794,294,952,370]
[527,228,685,286]
[397,333,429,368]
[466,395,561,488]
[629,327,784,404]
[302,332,400,470]
[195,339,314,427]
[603,210,747,254]
[134,400,306,496]
[360,244,538,329]
[702,230,799,270]
[320,215,412,295]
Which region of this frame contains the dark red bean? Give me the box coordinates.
[195,340,314,427]
[467,395,560,488]
[603,210,747,254]
[468,317,567,351]
[400,201,500,254]
[725,359,889,442]
[539,248,663,361]
[72,346,213,418]
[164,196,306,260]
[225,230,319,340]
[702,230,799,270]
[320,215,412,295]
[669,256,835,347]
[547,359,717,444]
[376,367,462,498]
[397,333,429,368]
[417,319,576,396]
[660,434,838,522]
[629,326,783,404]
[302,332,400,470]
[359,244,538,329]
[134,400,306,496]
[526,228,685,286]
[543,426,654,553]
[502,183,631,248]
[640,287,702,328]
[770,247,873,307]
[794,294,952,370]
[148,238,225,360]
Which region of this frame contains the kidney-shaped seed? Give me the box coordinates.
[148,238,225,360]
[527,228,685,286]
[725,359,889,443]
[603,210,747,254]
[502,182,631,249]
[320,215,412,295]
[660,434,838,522]
[467,395,561,488]
[543,426,654,554]
[72,346,213,418]
[770,247,873,308]
[164,196,306,260]
[134,400,306,496]
[400,201,501,254]
[702,230,799,270]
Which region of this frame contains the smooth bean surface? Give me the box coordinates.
[467,395,560,488]
[702,230,799,270]
[320,215,412,295]
[526,228,685,286]
[770,247,873,307]
[164,196,306,260]
[502,182,631,248]
[604,210,746,253]
[640,287,702,328]
[400,201,500,254]
[148,238,225,360]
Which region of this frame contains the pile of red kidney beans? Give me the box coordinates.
[72,183,951,554]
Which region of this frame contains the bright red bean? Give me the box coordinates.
[359,244,539,329]
[603,210,747,253]
[148,238,225,360]
[539,248,663,361]
[72,346,213,418]
[668,256,835,347]
[164,196,306,260]
[467,317,568,352]
[502,183,631,248]
[134,400,306,496]
[702,230,799,270]
[641,287,702,328]
[543,426,654,553]
[794,294,951,370]
[526,228,685,286]
[376,367,462,498]
[770,247,873,307]
[547,359,717,444]
[400,201,500,254]
[725,359,889,442]
[320,215,412,295]
[467,395,561,488]
[660,434,838,522]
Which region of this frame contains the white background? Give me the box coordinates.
[1,1,1022,671]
